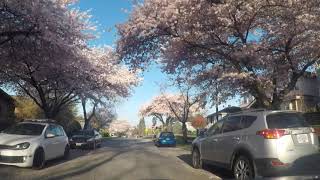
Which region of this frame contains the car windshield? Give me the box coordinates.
[73,130,94,137]
[2,123,45,136]
[267,113,310,129]
[160,132,174,138]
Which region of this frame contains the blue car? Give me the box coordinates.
[155,132,176,147]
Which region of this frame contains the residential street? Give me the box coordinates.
[0,138,223,180]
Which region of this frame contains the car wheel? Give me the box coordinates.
[32,148,45,170]
[63,145,70,160]
[233,155,254,180]
[192,148,202,169]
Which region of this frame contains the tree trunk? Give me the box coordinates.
[270,98,282,110]
[81,98,97,130]
[168,118,173,132]
[43,107,56,119]
[81,98,90,130]
[215,103,219,123]
[165,117,173,132]
[181,122,188,144]
[253,96,282,110]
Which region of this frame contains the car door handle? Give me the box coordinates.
[232,137,240,141]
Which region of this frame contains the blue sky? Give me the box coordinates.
[77,0,239,126]
[78,0,169,126]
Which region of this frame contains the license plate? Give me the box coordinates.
[297,134,309,144]
[76,143,83,146]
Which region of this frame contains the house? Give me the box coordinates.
[240,72,320,112]
[0,89,15,130]
[206,106,242,125]
[282,73,320,112]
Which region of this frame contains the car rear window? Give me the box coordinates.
[160,132,174,137]
[267,113,310,129]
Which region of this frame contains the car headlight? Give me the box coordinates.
[13,142,30,150]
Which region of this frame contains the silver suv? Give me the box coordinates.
[192,110,320,179]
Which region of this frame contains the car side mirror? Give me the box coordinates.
[46,133,55,138]
[198,129,207,137]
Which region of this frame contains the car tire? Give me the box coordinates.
[233,155,254,180]
[192,148,203,169]
[63,145,70,160]
[32,148,45,170]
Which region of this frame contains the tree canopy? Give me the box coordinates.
[117,0,320,109]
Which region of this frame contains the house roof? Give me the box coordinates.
[207,106,242,118]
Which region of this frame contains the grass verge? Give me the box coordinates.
[175,135,194,151]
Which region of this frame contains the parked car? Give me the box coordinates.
[69,129,102,149]
[0,119,70,169]
[154,132,176,147]
[192,109,320,179]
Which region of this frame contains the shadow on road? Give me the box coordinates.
[38,150,127,180]
[177,154,234,180]
[44,148,100,168]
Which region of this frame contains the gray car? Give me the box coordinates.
[192,109,320,179]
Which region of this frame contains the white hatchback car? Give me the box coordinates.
[0,120,70,169]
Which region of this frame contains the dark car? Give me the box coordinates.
[155,132,176,147]
[69,129,102,149]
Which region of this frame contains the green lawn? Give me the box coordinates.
[175,135,195,151]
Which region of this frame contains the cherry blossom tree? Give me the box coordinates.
[117,0,320,109]
[79,47,139,130]
[90,107,117,130]
[109,120,131,135]
[141,88,203,142]
[0,0,93,48]
[193,75,235,122]
[0,0,95,118]
[164,91,203,143]
[139,94,175,130]
[0,1,140,123]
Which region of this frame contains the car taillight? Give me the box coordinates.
[256,129,288,139]
[271,159,288,166]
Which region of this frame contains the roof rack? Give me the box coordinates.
[242,108,267,112]
[23,119,57,124]
[230,108,268,115]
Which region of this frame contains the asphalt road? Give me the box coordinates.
[0,138,222,180]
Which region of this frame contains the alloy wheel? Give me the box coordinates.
[233,156,253,180]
